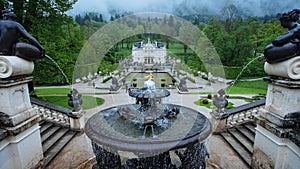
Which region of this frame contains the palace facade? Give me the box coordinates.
[132,39,166,65]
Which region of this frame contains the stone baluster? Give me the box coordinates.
[52,111,59,122]
[46,110,52,120]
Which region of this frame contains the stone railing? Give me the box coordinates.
[30,97,83,130]
[222,98,266,128]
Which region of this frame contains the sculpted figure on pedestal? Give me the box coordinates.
[264,9,300,64]
[0,9,45,61]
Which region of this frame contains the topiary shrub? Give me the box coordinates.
[207,94,212,99]
[202,99,209,104]
[102,76,112,83]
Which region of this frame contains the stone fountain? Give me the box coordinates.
[85,76,212,168]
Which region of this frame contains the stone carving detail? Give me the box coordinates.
[0,10,44,79]
[0,56,34,78]
[263,9,300,80]
[264,56,300,80]
[264,9,300,64]
[110,77,120,91]
[213,89,228,114]
[0,112,13,127]
[178,77,188,92]
[67,88,83,112]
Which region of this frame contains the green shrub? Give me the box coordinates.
[161,78,166,82]
[102,76,112,83]
[202,99,209,104]
[207,94,212,99]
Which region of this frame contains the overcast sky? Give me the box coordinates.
[68,0,299,19]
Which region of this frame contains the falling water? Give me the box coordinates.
[142,125,157,138]
[227,54,264,94]
[45,55,71,86]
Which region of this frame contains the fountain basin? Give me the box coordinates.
[126,72,175,87]
[85,104,212,168]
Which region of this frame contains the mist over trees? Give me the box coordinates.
[73,4,288,78]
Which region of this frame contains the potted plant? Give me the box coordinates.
[161,78,166,87]
[132,78,137,87]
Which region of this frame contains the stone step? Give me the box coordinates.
[243,123,256,135]
[220,132,252,167]
[40,121,53,134]
[42,127,69,153]
[41,124,61,143]
[228,128,254,154]
[236,126,255,143]
[43,130,77,167]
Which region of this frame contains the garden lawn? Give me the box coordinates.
[34,88,109,95]
[35,88,70,95]
[38,96,104,110]
[225,80,268,95]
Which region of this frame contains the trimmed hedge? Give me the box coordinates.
[102,76,112,83]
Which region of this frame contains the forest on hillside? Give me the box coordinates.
[0,1,291,85]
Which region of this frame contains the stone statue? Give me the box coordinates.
[110,77,120,91]
[178,77,188,92]
[144,78,156,90]
[264,9,300,64]
[213,89,228,114]
[67,88,83,112]
[0,9,45,61]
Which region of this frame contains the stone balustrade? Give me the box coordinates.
[225,107,260,128]
[212,99,266,132]
[30,97,84,130]
[33,104,71,126]
[224,99,266,128]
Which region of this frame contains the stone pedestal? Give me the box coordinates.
[69,111,85,131]
[0,76,43,169]
[0,122,43,169]
[252,125,300,169]
[253,78,300,169]
[209,110,227,133]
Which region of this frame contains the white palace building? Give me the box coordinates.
[132,39,166,65]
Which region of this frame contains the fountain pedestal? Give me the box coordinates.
[253,75,300,168]
[0,56,43,169]
[0,76,43,169]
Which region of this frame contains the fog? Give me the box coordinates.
[68,0,299,18]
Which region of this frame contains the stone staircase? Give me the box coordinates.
[39,120,78,167]
[219,122,256,167]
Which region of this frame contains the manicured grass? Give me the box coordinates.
[194,99,212,108]
[194,98,234,109]
[34,88,109,95]
[38,96,104,110]
[35,88,71,95]
[226,80,268,95]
